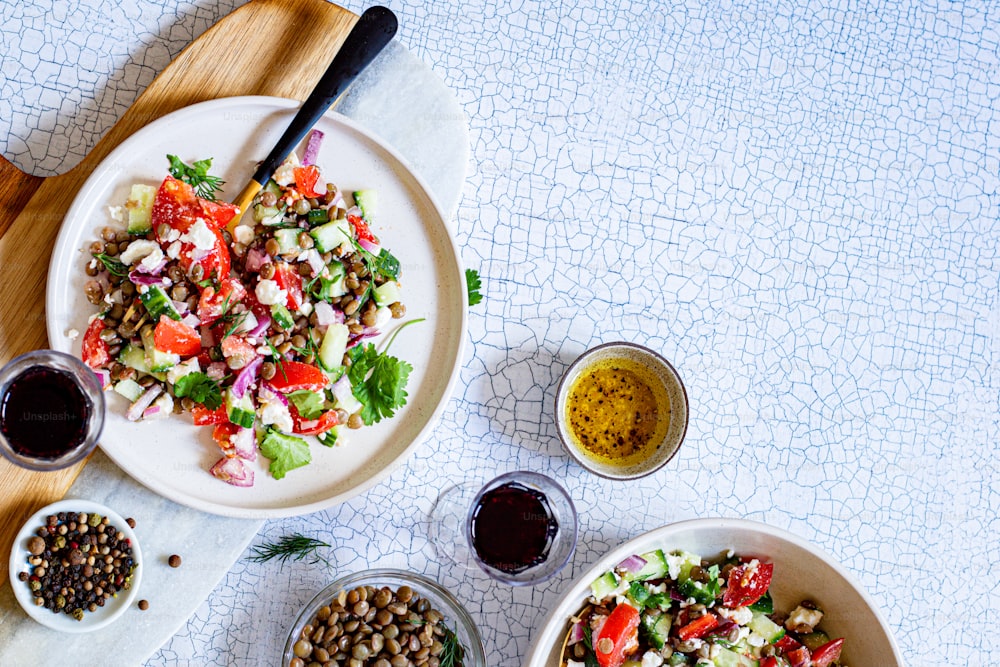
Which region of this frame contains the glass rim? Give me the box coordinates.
[0,349,105,471]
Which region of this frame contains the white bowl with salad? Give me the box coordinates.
[524,518,902,667]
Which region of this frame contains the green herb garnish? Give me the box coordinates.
[259,429,311,480]
[287,390,326,420]
[246,533,331,565]
[167,154,225,200]
[438,624,466,667]
[92,252,129,277]
[172,372,223,409]
[346,343,413,426]
[351,239,401,281]
[465,268,482,306]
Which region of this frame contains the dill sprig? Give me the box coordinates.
[439,624,466,667]
[246,533,331,566]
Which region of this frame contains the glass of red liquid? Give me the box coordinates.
[0,350,105,471]
[429,470,577,586]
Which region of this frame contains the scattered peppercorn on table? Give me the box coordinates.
[1,0,998,665]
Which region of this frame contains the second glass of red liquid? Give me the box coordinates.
[430,470,577,586]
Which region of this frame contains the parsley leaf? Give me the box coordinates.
[346,343,413,425]
[92,252,129,277]
[167,154,225,201]
[287,390,326,420]
[259,430,311,480]
[466,268,483,306]
[173,372,223,409]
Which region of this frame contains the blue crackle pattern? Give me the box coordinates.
[2,0,998,665]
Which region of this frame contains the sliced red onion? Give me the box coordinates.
[142,405,162,418]
[332,375,354,406]
[231,356,263,398]
[259,382,289,407]
[125,384,163,422]
[93,368,111,389]
[181,312,200,328]
[210,456,254,487]
[345,205,363,218]
[245,247,269,272]
[302,129,325,165]
[617,554,648,574]
[305,248,325,275]
[172,299,190,316]
[567,620,585,645]
[312,300,340,328]
[231,426,257,461]
[709,619,737,638]
[347,328,380,349]
[247,312,271,338]
[128,270,171,287]
[357,237,381,254]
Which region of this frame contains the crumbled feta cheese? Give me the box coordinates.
[665,552,685,580]
[145,392,174,419]
[166,240,182,259]
[297,301,313,317]
[119,239,160,266]
[785,605,824,632]
[180,219,216,250]
[139,246,164,272]
[272,155,300,186]
[260,398,293,432]
[566,661,586,667]
[166,227,181,243]
[65,328,79,340]
[718,606,753,626]
[641,651,664,667]
[255,279,287,306]
[233,224,254,246]
[108,205,126,223]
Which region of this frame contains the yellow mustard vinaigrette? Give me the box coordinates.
[564,357,670,467]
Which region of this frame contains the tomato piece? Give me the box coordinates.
[348,213,377,244]
[81,318,110,369]
[220,335,257,368]
[151,175,238,233]
[212,422,240,451]
[784,646,812,667]
[293,165,324,197]
[291,407,339,436]
[723,561,774,608]
[760,658,779,667]
[273,262,303,311]
[594,603,640,667]
[677,613,719,641]
[774,635,802,653]
[267,361,330,393]
[811,638,844,667]
[192,404,229,425]
[153,315,202,357]
[197,277,247,325]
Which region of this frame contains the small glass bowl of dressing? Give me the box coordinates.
[555,342,688,479]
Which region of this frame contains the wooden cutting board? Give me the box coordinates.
[0,0,360,578]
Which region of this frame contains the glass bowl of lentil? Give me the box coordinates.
[282,568,486,667]
[8,499,142,633]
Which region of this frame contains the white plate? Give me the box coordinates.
[9,499,142,632]
[525,518,903,667]
[46,96,466,517]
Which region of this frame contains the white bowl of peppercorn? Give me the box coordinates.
[8,499,142,632]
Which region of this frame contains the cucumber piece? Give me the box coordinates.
[671,550,703,583]
[225,389,255,428]
[126,184,157,234]
[139,285,181,321]
[318,323,349,371]
[253,203,284,224]
[373,280,401,307]
[113,379,144,402]
[748,610,786,644]
[712,647,758,667]
[640,612,672,650]
[271,303,295,330]
[623,549,670,582]
[306,208,329,225]
[667,654,691,666]
[317,424,342,447]
[590,571,619,600]
[309,220,353,253]
[798,630,831,652]
[119,344,151,374]
[273,228,301,255]
[352,189,376,219]
[677,577,717,605]
[749,591,773,614]
[262,179,283,199]
[139,325,180,372]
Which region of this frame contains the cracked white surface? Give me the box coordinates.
[2,0,999,665]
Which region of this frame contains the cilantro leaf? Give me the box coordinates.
[287,390,326,420]
[173,372,223,409]
[167,154,225,201]
[466,268,482,306]
[92,252,129,277]
[259,430,311,480]
[346,343,413,425]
